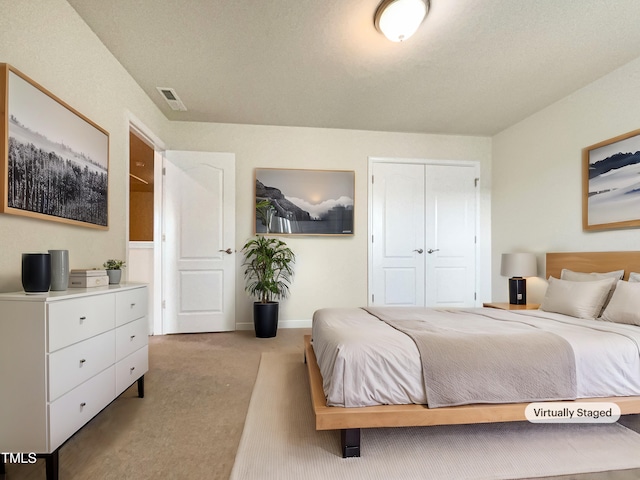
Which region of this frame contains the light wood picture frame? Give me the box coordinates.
[583,128,640,231]
[0,64,109,229]
[255,168,355,236]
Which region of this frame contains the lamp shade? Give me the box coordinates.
[374,0,428,42]
[500,253,537,278]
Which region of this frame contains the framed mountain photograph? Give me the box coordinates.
[0,64,109,229]
[583,129,640,231]
[254,168,355,236]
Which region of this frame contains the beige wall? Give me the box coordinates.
[164,123,492,327]
[0,0,169,292]
[8,0,640,328]
[492,55,640,303]
[1,0,492,330]
[0,0,492,331]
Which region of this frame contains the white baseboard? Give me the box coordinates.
[236,319,312,331]
[279,319,312,329]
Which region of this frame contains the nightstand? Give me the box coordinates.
[483,302,540,310]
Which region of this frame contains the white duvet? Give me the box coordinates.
[311,307,640,407]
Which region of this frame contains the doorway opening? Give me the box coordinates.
[127,119,165,335]
[129,131,155,241]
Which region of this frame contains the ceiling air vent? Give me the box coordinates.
[156,87,187,111]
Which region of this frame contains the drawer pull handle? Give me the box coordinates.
[130,335,136,340]
[79,359,86,365]
[130,367,135,372]
[79,316,87,321]
[130,303,136,308]
[80,402,86,408]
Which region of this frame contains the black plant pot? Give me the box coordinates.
[253,302,279,338]
[22,253,51,293]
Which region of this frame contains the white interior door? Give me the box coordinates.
[371,162,425,305]
[425,164,477,307]
[162,150,235,333]
[370,160,478,307]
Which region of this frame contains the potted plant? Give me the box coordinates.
[103,259,126,285]
[241,235,295,338]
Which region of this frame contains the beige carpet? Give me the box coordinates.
[231,352,640,480]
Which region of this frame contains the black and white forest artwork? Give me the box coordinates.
[255,168,354,235]
[584,129,640,230]
[1,65,109,229]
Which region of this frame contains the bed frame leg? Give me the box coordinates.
[341,428,361,457]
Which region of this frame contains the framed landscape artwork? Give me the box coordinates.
[0,64,109,229]
[583,129,640,231]
[255,168,355,236]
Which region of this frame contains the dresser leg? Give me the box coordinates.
[42,449,59,480]
[137,375,145,398]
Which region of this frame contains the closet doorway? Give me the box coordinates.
[129,131,155,241]
[128,126,163,335]
[368,158,479,308]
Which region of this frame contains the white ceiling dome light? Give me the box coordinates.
[374,0,429,42]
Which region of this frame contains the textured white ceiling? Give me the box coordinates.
[68,0,640,135]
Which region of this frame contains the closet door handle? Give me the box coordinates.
[413,249,424,254]
[427,249,440,254]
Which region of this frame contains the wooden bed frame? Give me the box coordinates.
[304,251,640,457]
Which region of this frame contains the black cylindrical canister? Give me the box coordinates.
[22,253,51,293]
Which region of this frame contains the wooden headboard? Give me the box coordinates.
[545,251,640,281]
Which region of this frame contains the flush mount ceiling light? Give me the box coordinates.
[374,0,429,42]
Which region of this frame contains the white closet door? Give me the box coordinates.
[371,162,426,306]
[370,160,478,307]
[425,163,477,307]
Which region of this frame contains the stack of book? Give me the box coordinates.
[68,269,109,288]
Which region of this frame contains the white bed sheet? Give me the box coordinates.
[311,307,640,407]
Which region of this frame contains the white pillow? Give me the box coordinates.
[540,276,617,320]
[629,272,640,283]
[600,281,640,326]
[560,268,624,282]
[560,268,623,314]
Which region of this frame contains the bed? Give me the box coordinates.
[304,251,640,457]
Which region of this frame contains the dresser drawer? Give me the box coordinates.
[48,330,115,401]
[49,366,115,451]
[115,316,148,361]
[48,295,115,352]
[115,345,148,396]
[116,288,147,327]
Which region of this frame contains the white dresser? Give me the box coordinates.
[0,284,148,480]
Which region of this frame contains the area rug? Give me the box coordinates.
[230,352,640,480]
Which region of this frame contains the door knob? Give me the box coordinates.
[413,249,424,254]
[219,248,233,255]
[427,248,440,254]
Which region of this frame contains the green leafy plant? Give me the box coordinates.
[103,259,126,270]
[242,236,295,303]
